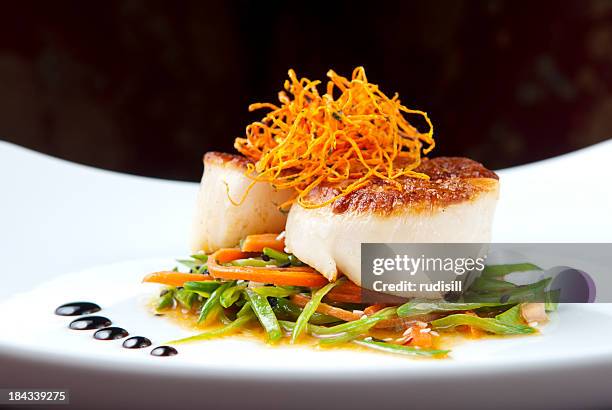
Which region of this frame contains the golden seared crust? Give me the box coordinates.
[203,152,251,170]
[414,157,498,180]
[307,157,499,215]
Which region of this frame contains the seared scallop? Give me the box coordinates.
[191,152,292,253]
[284,157,499,285]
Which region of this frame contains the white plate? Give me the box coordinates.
[1,140,612,409]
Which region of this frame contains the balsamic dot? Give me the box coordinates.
[69,316,112,330]
[151,346,178,357]
[55,302,101,316]
[93,327,129,340]
[123,336,152,349]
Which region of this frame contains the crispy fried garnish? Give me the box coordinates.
[234,67,435,209]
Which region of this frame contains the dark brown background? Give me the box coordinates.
[1,0,611,180]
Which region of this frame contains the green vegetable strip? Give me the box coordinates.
[272,298,340,325]
[262,247,290,264]
[280,307,396,338]
[466,277,552,304]
[397,301,507,318]
[190,254,209,262]
[156,289,175,310]
[313,307,397,336]
[237,301,252,317]
[318,330,366,346]
[482,263,542,278]
[469,276,518,293]
[253,286,299,298]
[184,281,221,296]
[220,284,246,308]
[279,320,311,332]
[230,258,282,267]
[176,254,208,272]
[320,317,379,337]
[272,298,301,319]
[279,320,332,337]
[198,281,234,323]
[288,254,304,266]
[495,305,523,325]
[174,288,198,309]
[431,314,536,335]
[278,320,297,332]
[353,340,450,357]
[169,311,256,344]
[305,312,341,325]
[244,289,283,342]
[176,259,202,270]
[545,289,560,312]
[291,281,339,343]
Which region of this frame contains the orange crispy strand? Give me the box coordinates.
[234,67,435,209]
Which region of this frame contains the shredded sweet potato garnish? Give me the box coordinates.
[233,67,435,209]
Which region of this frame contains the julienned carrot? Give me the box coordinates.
[364,304,389,316]
[208,248,328,287]
[326,280,408,305]
[212,247,245,262]
[143,272,214,287]
[324,280,363,303]
[240,233,285,253]
[290,294,361,322]
[406,325,434,349]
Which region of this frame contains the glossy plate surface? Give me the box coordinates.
[1,140,611,409]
